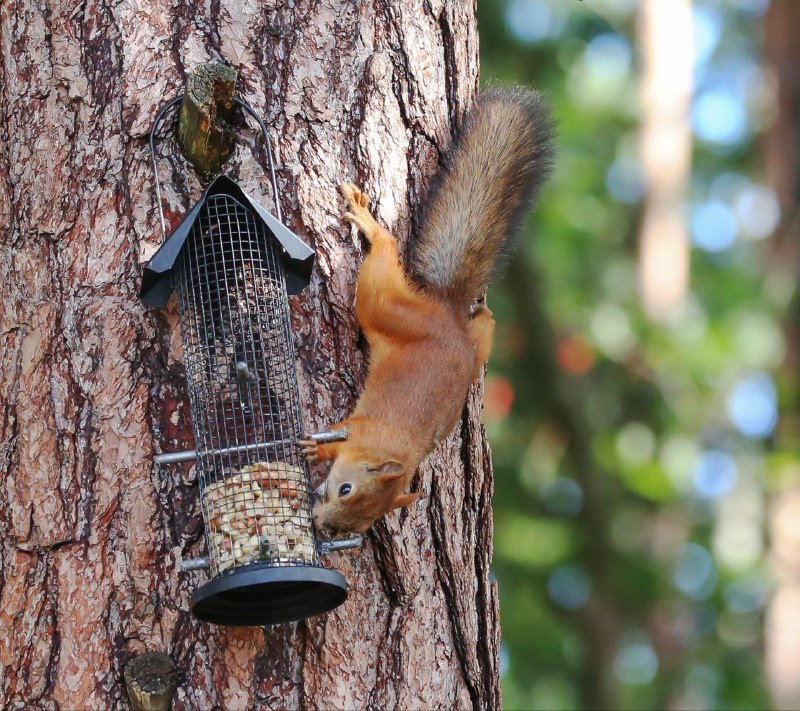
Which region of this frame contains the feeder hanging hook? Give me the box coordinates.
[148,94,283,241]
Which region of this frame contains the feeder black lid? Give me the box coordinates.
[140,175,314,307]
[191,563,348,626]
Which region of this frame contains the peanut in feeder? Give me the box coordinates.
[141,92,359,626]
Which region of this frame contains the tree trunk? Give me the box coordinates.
[762,3,800,709]
[637,0,693,321]
[0,1,499,709]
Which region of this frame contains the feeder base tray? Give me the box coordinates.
[191,564,348,626]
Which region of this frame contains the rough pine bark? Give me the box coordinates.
[0,1,499,709]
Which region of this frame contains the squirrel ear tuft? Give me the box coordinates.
[391,492,422,510]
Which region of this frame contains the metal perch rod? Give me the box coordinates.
[155,430,348,465]
[180,535,363,570]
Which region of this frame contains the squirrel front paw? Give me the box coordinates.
[298,435,322,462]
[298,432,343,462]
[339,182,381,241]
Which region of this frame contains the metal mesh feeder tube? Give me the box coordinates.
[142,141,349,623]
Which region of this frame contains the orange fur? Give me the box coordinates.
[309,184,493,534]
[309,91,554,534]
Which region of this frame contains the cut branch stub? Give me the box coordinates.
[123,652,180,711]
[178,63,239,178]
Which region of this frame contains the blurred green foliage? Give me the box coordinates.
[479,0,784,708]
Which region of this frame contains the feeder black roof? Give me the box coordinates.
[140,175,314,306]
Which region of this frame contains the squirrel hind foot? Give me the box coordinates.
[339,182,369,208]
[339,182,381,240]
[339,182,370,211]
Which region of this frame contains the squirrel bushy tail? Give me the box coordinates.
[413,88,555,307]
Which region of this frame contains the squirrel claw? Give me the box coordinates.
[339,183,371,213]
[339,183,379,240]
[298,437,321,461]
[339,182,368,206]
[338,182,356,203]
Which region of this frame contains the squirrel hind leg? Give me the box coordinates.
[468,306,495,376]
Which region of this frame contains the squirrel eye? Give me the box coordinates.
[338,483,352,497]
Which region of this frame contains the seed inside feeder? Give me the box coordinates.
[204,461,316,573]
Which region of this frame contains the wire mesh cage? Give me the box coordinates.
[178,190,318,571]
[141,97,353,626]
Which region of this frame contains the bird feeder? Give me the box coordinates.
[141,94,358,626]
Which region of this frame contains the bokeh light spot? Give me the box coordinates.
[724,577,766,614]
[732,311,785,370]
[547,565,591,610]
[590,303,636,359]
[693,450,738,500]
[484,374,515,421]
[583,33,632,80]
[727,372,778,439]
[691,200,738,252]
[718,610,760,648]
[673,543,717,600]
[617,422,656,465]
[692,87,747,145]
[685,665,721,709]
[606,156,645,204]
[660,436,699,492]
[568,32,633,107]
[614,640,659,686]
[666,297,709,345]
[735,183,780,240]
[540,477,583,517]
[505,0,564,44]
[692,7,722,68]
[556,335,595,374]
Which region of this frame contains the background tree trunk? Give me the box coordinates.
[0,1,499,709]
[762,3,800,709]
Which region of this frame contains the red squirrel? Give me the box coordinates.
[301,88,554,534]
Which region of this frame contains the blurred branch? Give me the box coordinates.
[763,0,800,217]
[637,0,693,321]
